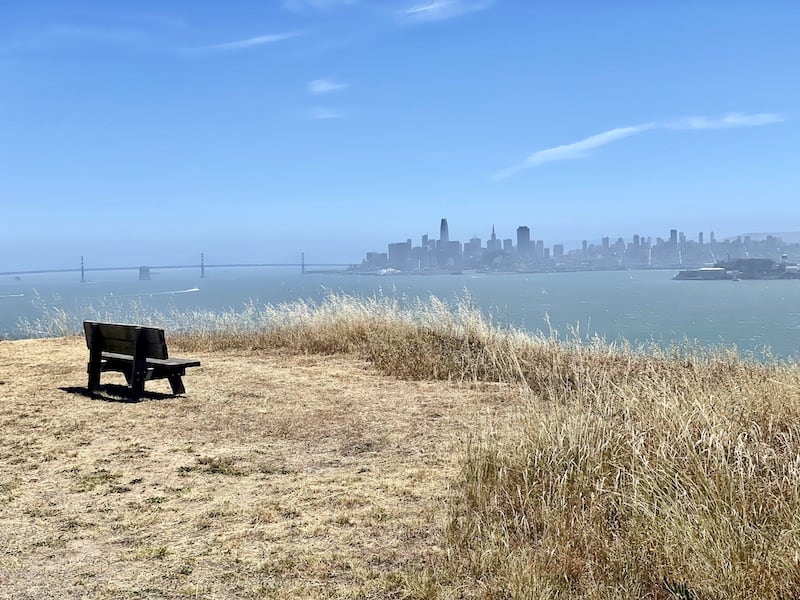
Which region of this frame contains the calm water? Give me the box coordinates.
[2,267,799,358]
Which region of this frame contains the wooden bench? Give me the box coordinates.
[84,321,200,400]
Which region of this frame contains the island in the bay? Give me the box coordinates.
[350,218,800,280]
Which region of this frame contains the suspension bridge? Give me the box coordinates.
[0,254,353,279]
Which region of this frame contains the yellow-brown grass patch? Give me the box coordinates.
[0,336,512,598]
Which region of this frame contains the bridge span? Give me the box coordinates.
[0,261,353,278]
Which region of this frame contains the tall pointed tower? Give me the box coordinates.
[439,218,449,245]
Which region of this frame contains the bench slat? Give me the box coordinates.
[84,321,168,359]
[101,352,201,369]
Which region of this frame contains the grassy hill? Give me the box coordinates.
[3,294,800,598]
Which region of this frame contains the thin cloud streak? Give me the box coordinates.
[667,112,784,130]
[494,124,656,179]
[402,0,493,22]
[189,31,304,52]
[494,112,784,180]
[308,78,349,94]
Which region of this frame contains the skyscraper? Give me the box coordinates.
[517,226,530,257]
[488,225,498,251]
[439,219,449,245]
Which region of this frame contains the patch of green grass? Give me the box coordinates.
[126,545,169,561]
[73,468,122,492]
[196,455,245,476]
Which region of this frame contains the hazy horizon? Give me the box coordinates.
[3,223,800,273]
[2,1,798,269]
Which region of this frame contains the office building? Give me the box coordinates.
[488,225,499,252]
[517,226,531,258]
[388,240,412,270]
[439,218,449,246]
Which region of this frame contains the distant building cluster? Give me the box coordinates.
[353,219,800,273]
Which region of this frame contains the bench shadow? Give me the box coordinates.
[59,385,179,403]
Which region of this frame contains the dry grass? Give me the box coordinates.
[5,293,800,598]
[0,336,510,598]
[438,350,800,599]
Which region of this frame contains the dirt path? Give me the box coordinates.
[0,337,511,598]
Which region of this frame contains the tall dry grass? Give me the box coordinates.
[438,347,800,599]
[17,291,800,598]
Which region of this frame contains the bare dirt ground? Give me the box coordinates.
[0,337,513,599]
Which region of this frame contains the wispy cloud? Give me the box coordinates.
[306,78,349,119]
[495,124,656,179]
[188,31,304,53]
[666,112,784,130]
[308,78,349,94]
[402,0,494,22]
[494,112,785,180]
[309,106,344,119]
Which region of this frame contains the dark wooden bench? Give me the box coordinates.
[84,321,200,399]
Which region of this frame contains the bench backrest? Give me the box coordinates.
[84,321,169,359]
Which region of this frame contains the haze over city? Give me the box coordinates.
[2,0,798,270]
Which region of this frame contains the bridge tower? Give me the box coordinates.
[301,252,305,275]
[200,252,205,278]
[80,256,85,283]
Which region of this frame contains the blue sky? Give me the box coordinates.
[1,0,798,269]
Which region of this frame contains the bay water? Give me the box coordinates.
[2,267,799,359]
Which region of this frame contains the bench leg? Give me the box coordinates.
[87,362,101,392]
[87,329,102,393]
[130,372,145,401]
[168,375,186,395]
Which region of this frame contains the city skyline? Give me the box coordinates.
[3,216,800,273]
[358,217,800,273]
[2,1,798,269]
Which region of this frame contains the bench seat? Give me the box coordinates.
[99,352,201,370]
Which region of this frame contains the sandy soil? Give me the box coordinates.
[0,337,512,599]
